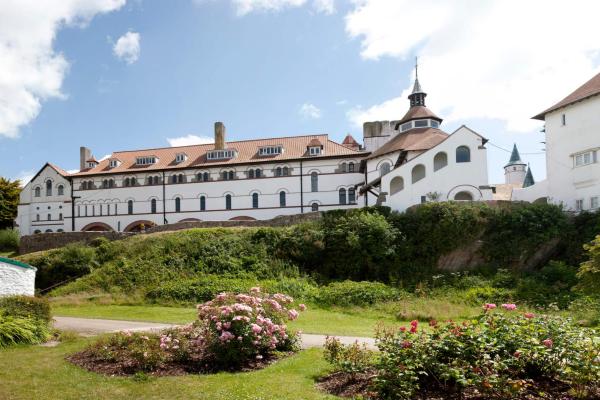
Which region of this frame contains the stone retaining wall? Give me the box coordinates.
[18,212,322,254]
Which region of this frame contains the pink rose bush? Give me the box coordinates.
[325,303,600,399]
[197,290,303,367]
[74,289,304,374]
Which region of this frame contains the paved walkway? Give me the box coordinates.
[53,316,376,349]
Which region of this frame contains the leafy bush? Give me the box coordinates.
[0,295,51,322]
[197,288,302,368]
[324,336,374,374]
[0,315,50,348]
[325,306,600,399]
[316,281,400,307]
[515,261,578,308]
[73,289,304,374]
[32,243,96,291]
[577,235,600,296]
[0,228,19,251]
[462,286,514,305]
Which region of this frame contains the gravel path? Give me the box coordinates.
[53,316,376,349]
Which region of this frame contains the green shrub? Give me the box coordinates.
[577,235,600,296]
[316,281,400,307]
[0,296,51,322]
[463,286,514,305]
[0,315,50,348]
[324,336,374,374]
[146,275,255,303]
[515,261,578,308]
[0,228,19,251]
[365,309,600,399]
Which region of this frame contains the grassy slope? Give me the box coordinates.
[0,340,335,400]
[0,250,17,258]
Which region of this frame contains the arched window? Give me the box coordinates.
[131,177,137,186]
[171,175,177,184]
[36,214,40,221]
[454,191,474,201]
[124,177,130,187]
[59,213,63,220]
[34,230,41,234]
[279,191,286,207]
[248,169,255,179]
[34,187,41,197]
[348,188,356,203]
[127,200,133,215]
[47,214,51,221]
[46,180,52,196]
[339,188,347,205]
[147,177,153,185]
[255,169,261,178]
[225,194,232,210]
[390,176,404,195]
[57,185,64,196]
[200,196,206,211]
[45,229,52,233]
[311,203,319,212]
[276,167,282,177]
[433,152,448,171]
[109,179,114,188]
[282,166,289,176]
[348,162,355,173]
[379,162,391,177]
[151,199,157,214]
[411,164,426,183]
[178,174,184,183]
[311,172,318,192]
[228,171,234,180]
[252,193,259,208]
[341,162,347,172]
[175,197,181,212]
[456,146,471,163]
[57,229,64,233]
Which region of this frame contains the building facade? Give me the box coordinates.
[513,72,600,211]
[16,72,496,236]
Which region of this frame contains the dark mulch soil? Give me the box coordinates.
[317,371,600,400]
[66,350,291,377]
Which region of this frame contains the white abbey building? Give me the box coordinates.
[16,73,494,235]
[513,72,600,212]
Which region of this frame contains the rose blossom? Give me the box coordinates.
[542,338,553,348]
[299,304,307,311]
[524,312,535,319]
[483,303,497,310]
[501,303,517,311]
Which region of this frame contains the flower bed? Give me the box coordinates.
[320,304,600,399]
[68,288,305,376]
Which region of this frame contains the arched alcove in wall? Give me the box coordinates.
[81,222,114,232]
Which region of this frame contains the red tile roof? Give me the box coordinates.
[533,71,600,120]
[367,127,449,159]
[73,134,365,176]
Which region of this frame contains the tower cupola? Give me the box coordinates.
[504,143,527,185]
[408,60,427,107]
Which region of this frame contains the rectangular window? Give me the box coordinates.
[109,159,120,168]
[258,146,283,156]
[575,199,584,211]
[309,147,321,156]
[574,150,597,167]
[136,156,157,165]
[591,196,599,210]
[175,153,187,163]
[431,120,440,128]
[207,150,236,160]
[401,122,412,131]
[414,120,428,127]
[561,114,566,126]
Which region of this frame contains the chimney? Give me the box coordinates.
[80,147,91,171]
[214,122,225,150]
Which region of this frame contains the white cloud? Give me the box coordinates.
[345,0,600,132]
[221,0,333,15]
[313,0,335,14]
[167,134,214,147]
[0,0,126,138]
[113,31,141,64]
[299,103,322,119]
[13,170,36,187]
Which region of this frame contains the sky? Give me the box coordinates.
[1,0,600,185]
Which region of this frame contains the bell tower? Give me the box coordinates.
[504,144,527,185]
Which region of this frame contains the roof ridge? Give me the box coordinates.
[112,133,330,154]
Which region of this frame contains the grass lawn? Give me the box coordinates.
[0,250,17,258]
[51,296,482,337]
[0,339,336,400]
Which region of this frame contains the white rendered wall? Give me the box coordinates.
[17,165,70,236]
[504,164,527,185]
[379,126,493,211]
[0,263,36,297]
[516,96,600,211]
[69,157,364,232]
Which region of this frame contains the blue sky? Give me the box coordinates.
[2,0,600,185]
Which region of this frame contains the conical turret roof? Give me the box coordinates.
[505,144,526,167]
[523,165,535,188]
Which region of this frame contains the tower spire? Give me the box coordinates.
[408,56,426,107]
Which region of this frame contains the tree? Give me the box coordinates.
[0,178,21,229]
[576,235,600,296]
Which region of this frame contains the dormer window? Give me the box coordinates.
[414,120,428,128]
[400,122,412,131]
[175,153,187,163]
[136,156,157,165]
[308,146,322,156]
[86,161,98,168]
[207,149,236,160]
[258,146,283,156]
[109,159,121,168]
